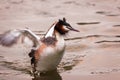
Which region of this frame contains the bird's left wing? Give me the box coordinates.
[0,29,40,50]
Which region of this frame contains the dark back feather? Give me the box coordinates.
[41,37,57,46]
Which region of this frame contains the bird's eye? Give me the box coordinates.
[63,25,70,31]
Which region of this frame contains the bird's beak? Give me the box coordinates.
[68,26,79,32]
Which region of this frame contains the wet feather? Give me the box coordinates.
[0,29,40,49]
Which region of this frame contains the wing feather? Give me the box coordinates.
[0,29,40,49]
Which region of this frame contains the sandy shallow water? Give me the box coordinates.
[1,0,120,80]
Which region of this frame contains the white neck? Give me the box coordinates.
[55,31,65,49]
[55,31,64,42]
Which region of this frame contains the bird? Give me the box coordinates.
[0,18,79,74]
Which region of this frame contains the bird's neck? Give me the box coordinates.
[53,30,65,53]
[44,22,65,44]
[44,26,65,50]
[54,30,64,42]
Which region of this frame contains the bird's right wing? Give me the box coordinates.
[45,21,57,38]
[0,29,40,50]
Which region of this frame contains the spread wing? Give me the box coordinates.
[0,29,40,50]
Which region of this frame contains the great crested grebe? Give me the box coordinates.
[0,18,79,73]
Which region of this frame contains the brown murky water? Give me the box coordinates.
[1,0,120,80]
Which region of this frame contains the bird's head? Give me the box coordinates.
[55,18,79,35]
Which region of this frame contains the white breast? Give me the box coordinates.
[36,30,65,72]
[36,37,65,72]
[36,46,65,72]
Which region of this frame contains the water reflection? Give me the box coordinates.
[32,70,62,80]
